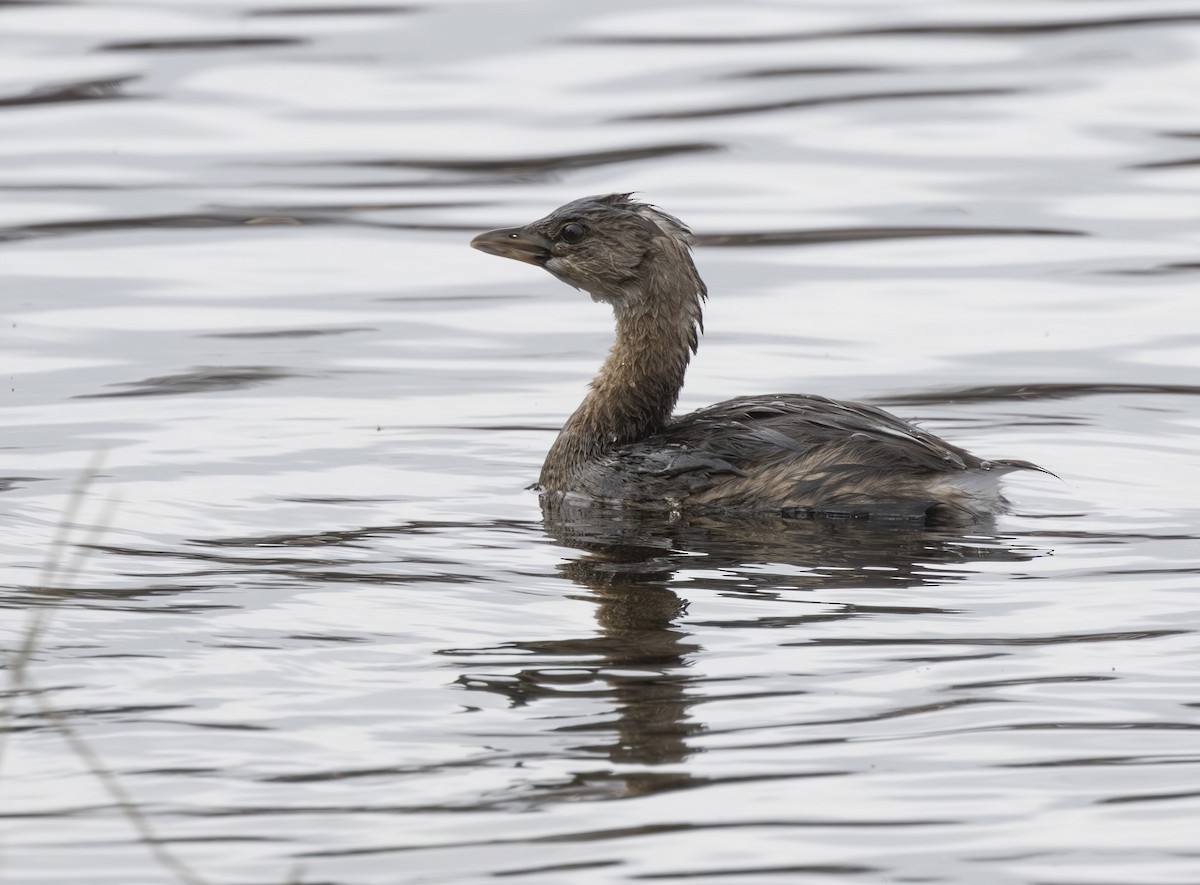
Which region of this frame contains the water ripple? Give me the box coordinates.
[0,75,142,108]
[616,87,1019,122]
[697,225,1084,247]
[875,382,1200,406]
[98,36,307,52]
[245,4,420,17]
[74,366,305,398]
[581,13,1200,44]
[334,143,724,174]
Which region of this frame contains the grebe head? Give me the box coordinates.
[470,193,701,309]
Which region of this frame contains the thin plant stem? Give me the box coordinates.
[23,671,210,885]
[1,455,210,885]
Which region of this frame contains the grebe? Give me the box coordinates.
[471,193,1042,525]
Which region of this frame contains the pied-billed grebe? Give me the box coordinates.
[471,193,1043,525]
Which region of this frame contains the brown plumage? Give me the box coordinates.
[471,193,1044,525]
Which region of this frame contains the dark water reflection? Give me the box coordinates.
[442,504,1043,790]
[541,501,1040,592]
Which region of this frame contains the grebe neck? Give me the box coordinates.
[539,247,705,489]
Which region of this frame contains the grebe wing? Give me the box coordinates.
[558,394,1042,520]
[670,394,977,472]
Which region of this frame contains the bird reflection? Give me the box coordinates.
[447,501,1041,801]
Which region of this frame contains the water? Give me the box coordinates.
[2,1,1199,882]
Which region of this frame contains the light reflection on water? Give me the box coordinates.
[2,1,1200,883]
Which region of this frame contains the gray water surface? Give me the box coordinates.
[3,1,1200,883]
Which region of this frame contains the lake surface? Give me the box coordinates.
[3,1,1200,883]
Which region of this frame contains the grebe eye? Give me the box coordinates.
[559,222,587,244]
